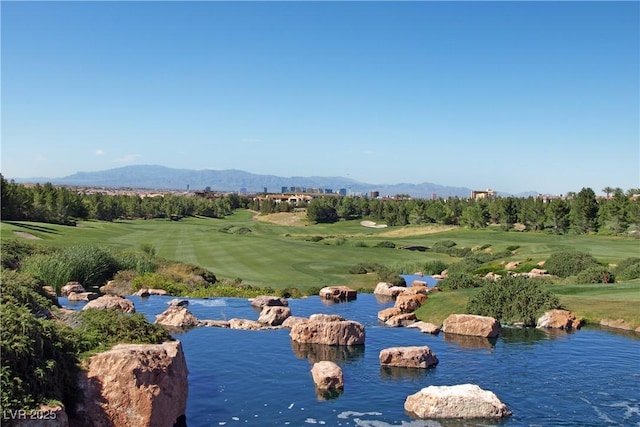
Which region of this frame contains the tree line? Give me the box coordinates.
[0,175,249,224]
[2,175,638,235]
[302,187,640,235]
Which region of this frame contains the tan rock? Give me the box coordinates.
[135,288,151,297]
[148,289,168,296]
[198,319,230,328]
[405,384,511,419]
[442,314,500,338]
[505,261,521,270]
[290,319,365,345]
[484,272,502,281]
[385,313,417,327]
[311,361,344,390]
[402,286,428,296]
[67,291,99,302]
[167,298,189,307]
[394,294,427,313]
[407,321,441,334]
[378,307,402,322]
[79,340,188,427]
[536,309,582,330]
[373,282,407,297]
[61,281,85,296]
[42,285,58,300]
[600,318,636,331]
[100,280,131,297]
[309,314,345,322]
[528,268,548,277]
[411,280,428,287]
[258,306,291,326]
[249,295,288,308]
[319,286,357,302]
[229,318,263,330]
[82,295,135,313]
[379,346,439,369]
[282,316,309,329]
[155,306,199,329]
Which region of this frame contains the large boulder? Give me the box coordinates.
[258,306,291,326]
[229,318,264,330]
[319,286,357,302]
[309,314,345,322]
[290,319,365,346]
[155,306,199,329]
[311,361,344,391]
[407,321,441,335]
[379,346,439,369]
[249,295,288,308]
[82,295,135,313]
[385,313,417,327]
[282,316,309,329]
[536,309,582,330]
[78,341,188,427]
[404,384,511,419]
[442,314,500,338]
[378,307,402,322]
[394,294,427,313]
[67,291,99,302]
[374,282,407,297]
[61,281,85,296]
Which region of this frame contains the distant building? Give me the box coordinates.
[370,190,380,198]
[339,188,347,196]
[471,189,496,200]
[431,193,438,200]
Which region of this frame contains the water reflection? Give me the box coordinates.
[444,333,497,349]
[374,294,395,304]
[315,387,343,401]
[290,340,365,363]
[499,327,549,345]
[380,366,434,381]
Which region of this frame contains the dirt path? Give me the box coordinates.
[13,231,42,239]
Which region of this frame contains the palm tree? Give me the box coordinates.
[602,187,615,199]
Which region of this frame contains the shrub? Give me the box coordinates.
[277,287,304,299]
[544,251,601,278]
[614,257,640,281]
[421,260,448,275]
[234,227,252,234]
[431,240,457,253]
[506,245,520,252]
[112,250,156,275]
[438,272,486,290]
[348,264,369,274]
[131,273,188,295]
[446,258,484,275]
[376,241,396,249]
[570,266,615,284]
[308,235,324,242]
[376,266,405,286]
[466,276,560,326]
[0,239,52,270]
[446,247,472,258]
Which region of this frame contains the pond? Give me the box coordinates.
[62,294,640,426]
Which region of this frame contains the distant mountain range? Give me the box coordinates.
[12,165,538,198]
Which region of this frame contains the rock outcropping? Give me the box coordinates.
[78,341,188,427]
[61,282,85,296]
[319,286,357,302]
[379,346,439,369]
[374,282,407,297]
[442,314,500,338]
[404,384,512,419]
[290,318,365,346]
[82,295,135,313]
[536,309,582,330]
[249,295,288,308]
[407,321,441,335]
[155,306,199,329]
[311,361,344,391]
[258,306,291,326]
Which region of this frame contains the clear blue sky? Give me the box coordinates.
[2,1,638,195]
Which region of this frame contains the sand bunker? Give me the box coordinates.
[360,220,388,229]
[13,231,41,240]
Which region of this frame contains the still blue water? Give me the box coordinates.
[62,295,640,427]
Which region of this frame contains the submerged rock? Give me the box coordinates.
[83,295,135,313]
[406,321,441,335]
[249,295,288,308]
[405,384,511,419]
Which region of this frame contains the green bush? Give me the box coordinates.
[112,250,157,275]
[234,227,252,234]
[446,258,484,275]
[438,272,486,290]
[131,273,188,295]
[431,240,457,253]
[446,247,472,258]
[614,257,640,281]
[277,287,304,299]
[308,235,324,242]
[376,241,396,249]
[466,276,560,326]
[421,260,448,275]
[472,265,507,277]
[348,264,369,274]
[544,251,601,278]
[506,245,520,251]
[0,269,58,315]
[570,266,615,284]
[0,240,53,270]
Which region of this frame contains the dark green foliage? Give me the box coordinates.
[234,227,252,234]
[472,266,507,276]
[276,287,304,299]
[544,251,601,278]
[132,273,188,295]
[70,309,172,355]
[308,235,324,242]
[431,240,457,253]
[1,240,42,270]
[0,269,59,316]
[348,262,380,274]
[376,241,396,249]
[420,260,448,275]
[446,246,472,257]
[375,265,406,286]
[306,286,323,296]
[466,276,560,326]
[438,272,486,290]
[112,250,157,275]
[571,266,615,284]
[614,258,640,281]
[506,245,520,252]
[446,258,484,274]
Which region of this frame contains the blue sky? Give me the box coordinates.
[2,1,638,195]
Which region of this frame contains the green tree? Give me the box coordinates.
[460,205,487,229]
[570,187,599,234]
[546,199,570,234]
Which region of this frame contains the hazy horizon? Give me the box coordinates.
[2,2,638,195]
